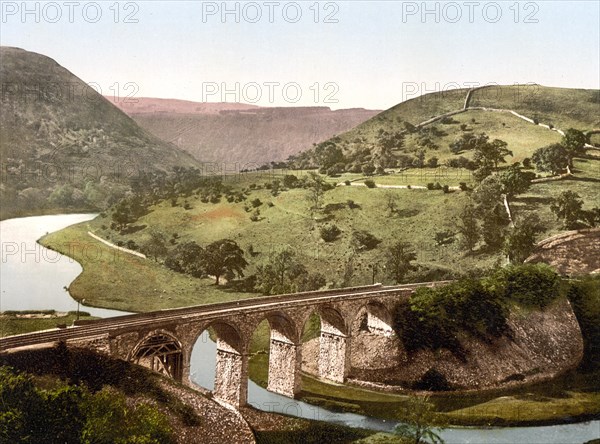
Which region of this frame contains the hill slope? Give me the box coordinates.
[112,98,380,165]
[287,85,599,170]
[0,47,199,219]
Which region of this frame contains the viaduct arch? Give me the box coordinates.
[0,282,449,408]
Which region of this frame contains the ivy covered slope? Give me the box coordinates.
[0,47,199,220]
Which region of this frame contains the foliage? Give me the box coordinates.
[503,214,544,264]
[456,203,480,252]
[203,239,248,285]
[141,230,168,261]
[498,164,533,198]
[385,242,417,284]
[0,367,174,444]
[164,241,205,278]
[562,128,588,167]
[364,179,376,188]
[351,230,382,251]
[550,190,584,229]
[394,265,560,355]
[394,396,446,444]
[531,144,569,175]
[494,263,560,308]
[320,224,342,242]
[566,275,600,370]
[255,248,324,295]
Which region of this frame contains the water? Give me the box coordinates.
[2,214,598,442]
[190,331,600,443]
[0,214,127,317]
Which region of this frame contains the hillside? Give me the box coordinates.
[287,85,599,170]
[111,98,380,165]
[0,47,199,219]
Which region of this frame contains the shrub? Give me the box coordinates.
[320,224,341,242]
[459,182,469,191]
[442,185,450,193]
[345,180,351,186]
[351,230,381,251]
[364,179,376,188]
[426,183,435,190]
[494,264,560,308]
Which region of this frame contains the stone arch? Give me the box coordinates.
[301,306,351,384]
[252,311,301,398]
[129,330,183,381]
[191,321,247,408]
[354,301,395,336]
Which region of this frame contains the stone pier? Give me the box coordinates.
[267,339,301,397]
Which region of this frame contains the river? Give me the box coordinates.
[1,214,598,443]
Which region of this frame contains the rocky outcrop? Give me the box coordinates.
[302,297,584,391]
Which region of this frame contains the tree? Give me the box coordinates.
[142,230,168,261]
[386,241,417,284]
[394,396,446,444]
[498,164,532,199]
[551,191,584,229]
[203,239,247,285]
[481,205,510,249]
[362,163,376,176]
[562,128,587,170]
[503,214,544,264]
[351,230,381,252]
[473,138,512,170]
[385,192,398,216]
[255,248,316,294]
[314,141,344,172]
[320,224,341,242]
[457,203,480,253]
[305,172,328,210]
[531,144,568,175]
[165,241,205,277]
[376,130,405,151]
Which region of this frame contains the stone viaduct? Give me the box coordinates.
[0,282,449,408]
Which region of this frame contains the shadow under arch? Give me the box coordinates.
[352,301,395,337]
[129,330,183,381]
[189,321,247,408]
[301,306,351,384]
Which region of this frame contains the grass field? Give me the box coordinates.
[40,223,261,312]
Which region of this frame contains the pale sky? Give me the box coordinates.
[2,1,599,110]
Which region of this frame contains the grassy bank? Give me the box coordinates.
[39,221,261,312]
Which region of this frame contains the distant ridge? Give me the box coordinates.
[112,97,381,165]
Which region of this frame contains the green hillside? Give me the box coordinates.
[286,85,599,171]
[39,84,600,310]
[0,47,199,219]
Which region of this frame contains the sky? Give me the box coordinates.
[1,0,599,110]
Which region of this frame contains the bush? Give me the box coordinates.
[426,183,435,190]
[442,185,450,193]
[413,368,452,391]
[494,264,560,308]
[320,224,341,242]
[351,230,381,251]
[459,182,469,191]
[345,180,351,186]
[364,179,376,188]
